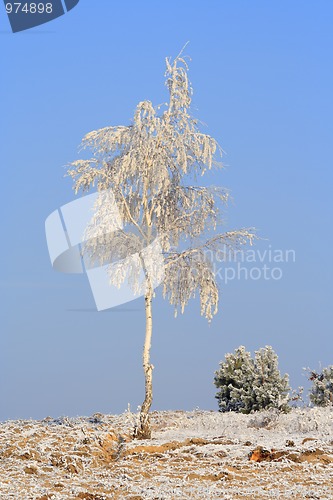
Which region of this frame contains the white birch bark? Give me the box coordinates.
[134,283,154,439]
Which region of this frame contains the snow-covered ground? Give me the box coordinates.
[0,407,332,499]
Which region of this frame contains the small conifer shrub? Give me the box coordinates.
[308,366,333,406]
[214,345,290,413]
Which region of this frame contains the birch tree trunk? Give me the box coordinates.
[134,284,154,439]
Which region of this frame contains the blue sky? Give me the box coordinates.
[1,1,332,420]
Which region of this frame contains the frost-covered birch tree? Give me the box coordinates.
[67,49,255,439]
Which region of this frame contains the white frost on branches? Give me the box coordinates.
[308,366,333,407]
[67,49,255,321]
[214,346,290,413]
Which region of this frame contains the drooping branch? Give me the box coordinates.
[163,229,256,321]
[163,250,219,321]
[165,229,256,266]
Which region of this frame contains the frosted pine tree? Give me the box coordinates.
[252,346,290,412]
[67,48,255,439]
[214,346,254,412]
[308,366,333,406]
[214,346,290,413]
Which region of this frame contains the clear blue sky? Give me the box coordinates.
[1,1,332,420]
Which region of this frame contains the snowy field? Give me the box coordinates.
[0,407,332,499]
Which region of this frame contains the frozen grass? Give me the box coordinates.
[0,407,332,499]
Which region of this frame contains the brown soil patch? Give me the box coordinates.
[0,410,332,499]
